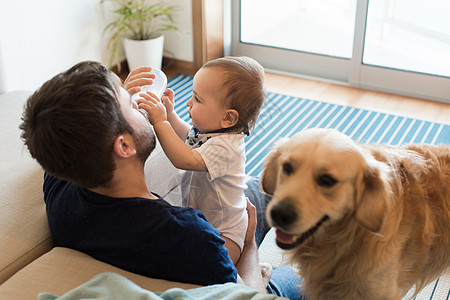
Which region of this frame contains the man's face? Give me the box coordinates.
[117,86,156,164]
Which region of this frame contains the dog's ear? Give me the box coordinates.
[261,149,281,195]
[355,158,391,233]
[261,139,286,195]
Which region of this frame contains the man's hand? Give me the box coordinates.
[136,92,167,126]
[123,66,155,95]
[244,197,258,246]
[235,197,266,293]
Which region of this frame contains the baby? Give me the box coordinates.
[137,56,266,265]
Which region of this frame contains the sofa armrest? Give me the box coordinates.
[0,91,53,284]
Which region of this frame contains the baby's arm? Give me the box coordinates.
[160,89,191,140]
[137,92,207,171]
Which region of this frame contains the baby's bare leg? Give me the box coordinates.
[221,235,241,266]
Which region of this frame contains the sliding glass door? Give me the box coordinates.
[231,0,450,103]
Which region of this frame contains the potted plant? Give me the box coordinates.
[102,0,178,71]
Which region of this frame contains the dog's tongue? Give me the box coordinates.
[275,229,301,244]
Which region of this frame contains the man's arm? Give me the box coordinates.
[236,199,267,292]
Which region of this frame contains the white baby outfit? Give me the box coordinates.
[181,128,248,251]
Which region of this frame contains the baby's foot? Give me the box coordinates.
[260,263,273,287]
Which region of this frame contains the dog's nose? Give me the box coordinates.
[270,202,297,228]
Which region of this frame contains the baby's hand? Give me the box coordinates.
[161,88,175,115]
[136,92,167,126]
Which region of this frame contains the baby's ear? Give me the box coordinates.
[221,109,239,128]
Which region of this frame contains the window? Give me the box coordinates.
[231,0,450,102]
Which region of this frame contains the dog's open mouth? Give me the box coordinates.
[275,215,330,249]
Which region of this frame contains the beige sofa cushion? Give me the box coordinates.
[0,91,52,284]
[0,247,200,300]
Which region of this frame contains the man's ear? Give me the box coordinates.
[113,134,137,158]
[221,109,239,128]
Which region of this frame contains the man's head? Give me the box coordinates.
[20,61,155,188]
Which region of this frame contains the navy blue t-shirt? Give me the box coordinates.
[43,173,237,285]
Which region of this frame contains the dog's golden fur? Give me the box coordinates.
[262,128,450,300]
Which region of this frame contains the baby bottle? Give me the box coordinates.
[132,68,167,101]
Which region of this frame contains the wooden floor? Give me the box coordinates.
[163,66,450,125]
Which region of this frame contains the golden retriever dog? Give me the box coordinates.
[262,128,450,300]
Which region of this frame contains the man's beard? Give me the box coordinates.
[134,122,156,165]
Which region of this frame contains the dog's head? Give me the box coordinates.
[263,128,391,249]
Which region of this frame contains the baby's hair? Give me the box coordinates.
[202,56,266,135]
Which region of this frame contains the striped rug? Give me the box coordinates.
[168,74,450,300]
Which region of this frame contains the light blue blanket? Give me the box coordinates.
[38,272,287,300]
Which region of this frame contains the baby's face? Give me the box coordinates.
[187,67,228,133]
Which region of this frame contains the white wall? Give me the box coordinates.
[0,0,193,93]
[164,0,194,63]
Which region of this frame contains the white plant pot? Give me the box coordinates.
[123,35,164,71]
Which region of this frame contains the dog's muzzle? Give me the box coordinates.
[270,202,330,249]
[270,202,298,230]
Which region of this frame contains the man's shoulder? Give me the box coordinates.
[43,172,70,201]
[161,203,218,234]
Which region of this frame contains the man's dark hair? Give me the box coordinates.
[20,61,135,188]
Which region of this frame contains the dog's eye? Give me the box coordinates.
[317,174,337,187]
[282,162,294,175]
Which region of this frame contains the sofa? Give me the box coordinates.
[0,90,285,299]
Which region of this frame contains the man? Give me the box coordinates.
[20,61,301,298]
